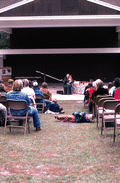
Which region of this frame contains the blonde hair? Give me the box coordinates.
[13,80,23,91]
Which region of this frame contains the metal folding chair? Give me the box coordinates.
[35,95,45,113]
[101,100,120,138]
[96,97,115,128]
[94,95,113,121]
[114,103,120,146]
[0,95,7,106]
[4,100,31,135]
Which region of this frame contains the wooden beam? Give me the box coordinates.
[116,26,120,32]
[0,48,120,55]
[0,28,12,34]
[87,0,120,12]
[0,0,34,14]
[0,15,120,28]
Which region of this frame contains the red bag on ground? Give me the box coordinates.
[55,115,75,122]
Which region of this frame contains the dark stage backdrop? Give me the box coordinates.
[4,54,120,83]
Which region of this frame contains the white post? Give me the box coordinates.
[0,55,3,67]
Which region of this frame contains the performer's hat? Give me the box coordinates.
[33,81,38,86]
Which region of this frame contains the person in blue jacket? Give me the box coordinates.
[6,79,41,131]
[33,81,63,113]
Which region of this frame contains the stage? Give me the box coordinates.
[48,83,84,101]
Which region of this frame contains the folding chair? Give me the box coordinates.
[113,103,120,146]
[35,95,45,113]
[4,100,31,135]
[43,93,50,100]
[101,100,120,138]
[0,96,7,126]
[96,97,115,128]
[0,95,7,106]
[94,95,113,119]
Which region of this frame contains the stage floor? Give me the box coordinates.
[48,83,84,101]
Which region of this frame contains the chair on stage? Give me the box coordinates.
[4,100,31,135]
[113,103,120,146]
[101,100,120,138]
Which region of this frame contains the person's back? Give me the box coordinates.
[6,79,41,131]
[7,83,31,116]
[5,79,14,93]
[95,87,108,95]
[41,82,52,100]
[33,81,44,103]
[21,79,36,107]
[114,87,120,99]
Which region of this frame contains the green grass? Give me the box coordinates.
[0,101,120,182]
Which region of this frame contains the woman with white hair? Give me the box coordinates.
[6,79,41,131]
[22,79,36,108]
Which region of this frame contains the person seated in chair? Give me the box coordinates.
[6,79,41,131]
[41,82,52,101]
[21,79,36,108]
[5,79,14,93]
[33,81,64,113]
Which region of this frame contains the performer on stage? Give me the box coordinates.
[63,74,74,95]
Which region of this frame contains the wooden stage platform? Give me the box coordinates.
[48,83,84,101]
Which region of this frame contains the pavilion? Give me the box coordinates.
[0,0,120,82]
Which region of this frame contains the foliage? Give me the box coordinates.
[0,31,10,49]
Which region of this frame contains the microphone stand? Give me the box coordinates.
[36,71,63,82]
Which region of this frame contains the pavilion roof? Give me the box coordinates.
[0,0,34,13]
[87,0,120,11]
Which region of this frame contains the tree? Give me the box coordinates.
[0,31,10,49]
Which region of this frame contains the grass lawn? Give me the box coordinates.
[0,101,120,182]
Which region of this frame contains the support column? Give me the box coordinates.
[0,55,3,67]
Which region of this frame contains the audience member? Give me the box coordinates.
[112,77,120,97]
[63,74,74,95]
[94,81,108,96]
[6,79,41,131]
[33,81,64,113]
[21,79,36,107]
[5,79,14,92]
[41,82,52,100]
[86,82,96,113]
[0,83,6,96]
[107,82,114,96]
[112,77,120,99]
[84,79,93,104]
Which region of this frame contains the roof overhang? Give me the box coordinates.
[0,15,120,56]
[0,15,120,29]
[0,48,120,55]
